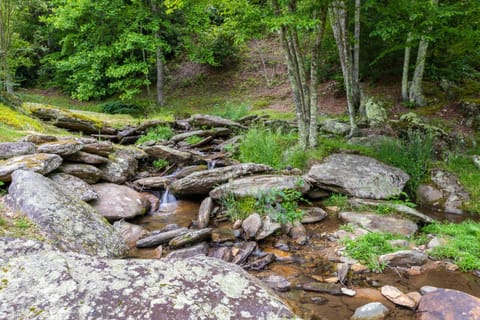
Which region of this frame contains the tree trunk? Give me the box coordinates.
[402,33,412,101]
[352,0,361,114]
[151,2,165,106]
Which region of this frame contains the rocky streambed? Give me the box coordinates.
[1,106,479,319]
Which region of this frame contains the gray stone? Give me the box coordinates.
[165,242,209,259]
[378,250,427,267]
[169,228,212,248]
[302,282,342,295]
[100,150,138,184]
[82,141,113,157]
[189,114,245,129]
[365,98,388,126]
[416,288,480,320]
[301,207,328,223]
[289,221,307,245]
[306,154,409,200]
[319,119,351,135]
[262,275,291,292]
[210,175,310,200]
[247,253,275,270]
[143,144,192,163]
[171,163,274,196]
[37,139,83,155]
[0,142,36,159]
[20,134,57,144]
[380,285,416,309]
[419,286,438,295]
[133,175,174,190]
[339,212,418,237]
[90,183,149,221]
[211,228,237,243]
[113,220,148,248]
[197,197,213,228]
[231,241,257,265]
[136,227,188,248]
[432,169,470,214]
[242,213,262,239]
[7,170,128,257]
[256,216,281,240]
[63,151,109,164]
[351,302,389,320]
[0,153,62,182]
[341,288,356,297]
[170,128,231,143]
[0,238,294,320]
[49,173,98,201]
[427,237,447,249]
[58,163,103,184]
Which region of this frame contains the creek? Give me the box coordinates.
[128,197,480,320]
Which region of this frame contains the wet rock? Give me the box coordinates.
[256,216,281,240]
[247,253,275,271]
[136,227,188,248]
[139,192,160,213]
[82,141,114,157]
[210,175,310,200]
[0,153,62,182]
[58,163,103,184]
[113,219,148,248]
[165,242,209,259]
[231,241,257,265]
[274,240,290,251]
[0,239,294,320]
[381,285,416,309]
[198,197,213,228]
[319,119,351,135]
[339,212,418,237]
[7,170,128,257]
[170,128,231,143]
[301,207,328,223]
[289,221,307,245]
[90,183,149,221]
[341,288,356,296]
[211,228,237,243]
[189,114,245,129]
[171,163,274,196]
[133,175,174,190]
[100,150,138,184]
[302,282,342,295]
[37,139,83,155]
[351,302,389,320]
[208,246,232,261]
[49,173,98,201]
[379,250,427,267]
[419,286,438,295]
[242,213,262,239]
[20,134,57,144]
[261,275,291,292]
[306,154,409,200]
[169,228,212,248]
[63,151,109,164]
[143,144,192,162]
[0,142,36,159]
[416,288,480,320]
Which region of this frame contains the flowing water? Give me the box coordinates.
[129,200,480,319]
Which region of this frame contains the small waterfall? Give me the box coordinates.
[207,159,217,170]
[159,188,177,211]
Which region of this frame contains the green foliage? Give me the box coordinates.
[342,232,396,272]
[14,218,30,229]
[372,131,434,198]
[422,221,480,271]
[99,101,143,115]
[444,154,480,214]
[185,135,203,145]
[136,125,174,144]
[323,194,349,210]
[0,217,6,227]
[152,159,169,170]
[212,101,250,120]
[0,181,6,196]
[222,194,257,222]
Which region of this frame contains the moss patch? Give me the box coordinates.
[0,198,46,242]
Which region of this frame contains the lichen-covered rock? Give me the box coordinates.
[81,141,113,157]
[0,142,36,159]
[63,151,109,164]
[37,139,83,155]
[49,173,98,201]
[416,288,480,320]
[58,163,103,184]
[0,153,62,182]
[90,183,149,221]
[100,150,138,184]
[339,212,418,237]
[0,238,294,320]
[113,220,148,248]
[209,175,309,200]
[171,163,274,196]
[7,170,128,257]
[306,154,409,200]
[319,119,351,135]
[378,250,427,267]
[365,98,388,126]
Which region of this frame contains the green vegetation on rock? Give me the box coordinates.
[136,125,174,144]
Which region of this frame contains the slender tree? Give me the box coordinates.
[0,0,16,92]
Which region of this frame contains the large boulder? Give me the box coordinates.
[364,98,388,126]
[319,119,351,135]
[0,153,62,182]
[58,163,103,184]
[0,142,36,159]
[306,154,409,200]
[7,170,128,257]
[49,173,98,202]
[209,175,310,200]
[90,183,149,221]
[100,150,138,184]
[416,288,480,320]
[339,212,418,237]
[171,163,274,196]
[0,238,293,320]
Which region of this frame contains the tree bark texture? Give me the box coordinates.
[402,33,412,101]
[151,2,165,106]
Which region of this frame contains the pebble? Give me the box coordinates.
[420,285,438,295]
[341,287,356,297]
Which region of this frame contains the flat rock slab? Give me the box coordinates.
[0,142,36,159]
[381,285,416,309]
[189,114,245,129]
[143,144,192,162]
[82,141,113,157]
[209,175,310,200]
[0,153,62,182]
[416,288,480,320]
[378,250,427,267]
[165,242,209,259]
[100,150,138,184]
[339,212,418,237]
[301,207,328,223]
[169,228,212,248]
[133,175,174,189]
[170,128,231,143]
[49,173,98,201]
[59,163,103,184]
[0,238,294,320]
[306,153,409,200]
[171,163,273,196]
[37,139,83,155]
[136,227,189,248]
[7,170,128,257]
[90,183,149,221]
[63,151,109,164]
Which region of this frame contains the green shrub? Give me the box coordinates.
[136,125,174,144]
[213,101,250,120]
[185,135,203,145]
[99,101,142,115]
[153,159,169,170]
[323,193,349,210]
[222,194,257,221]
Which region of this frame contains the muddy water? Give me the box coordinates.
[129,201,480,319]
